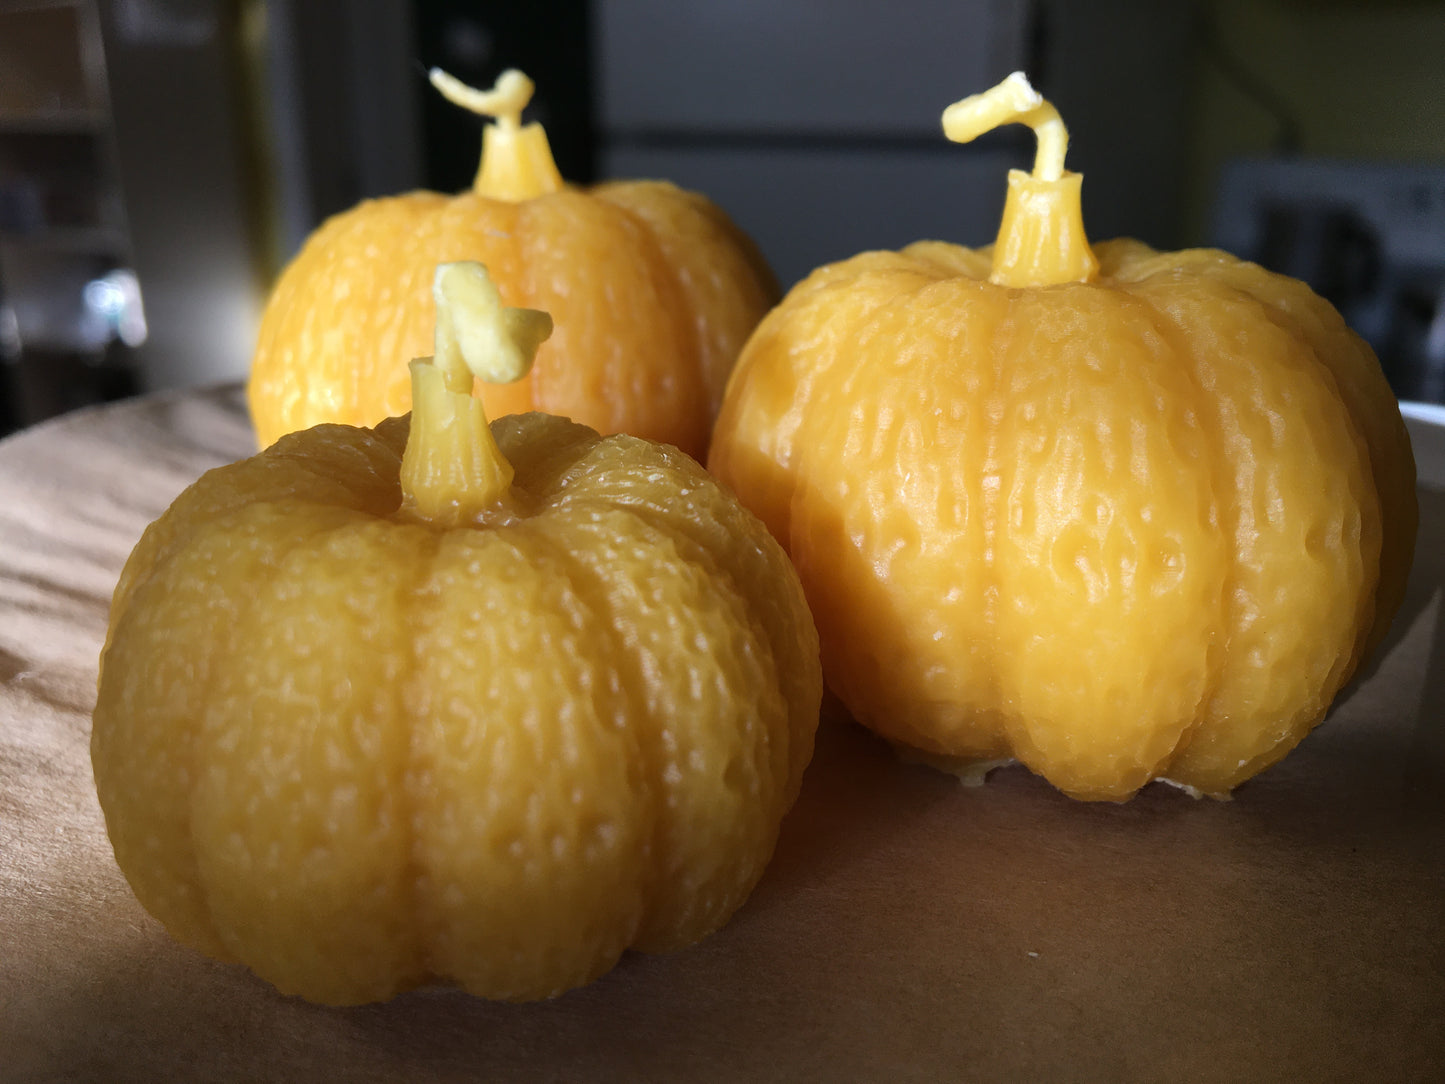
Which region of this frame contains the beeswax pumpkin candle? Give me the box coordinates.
[94,262,821,1004]
[247,68,779,459]
[709,73,1417,802]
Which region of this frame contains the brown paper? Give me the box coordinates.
[2,387,1441,1082]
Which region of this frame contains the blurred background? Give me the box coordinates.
[2,0,1443,436]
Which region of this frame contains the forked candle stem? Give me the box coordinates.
[399,262,552,525]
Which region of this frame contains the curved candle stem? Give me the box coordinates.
[429,67,565,201]
[942,72,1098,287]
[943,71,1068,182]
[399,262,553,526]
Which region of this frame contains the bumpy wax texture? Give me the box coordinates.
[709,239,1416,801]
[246,182,778,459]
[93,413,820,1004]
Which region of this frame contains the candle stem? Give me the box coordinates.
[399,262,553,527]
[942,72,1098,288]
[429,68,566,201]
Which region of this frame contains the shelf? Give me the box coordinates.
[0,110,107,134]
[0,225,129,254]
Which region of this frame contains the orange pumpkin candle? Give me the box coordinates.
[709,73,1417,802]
[96,262,821,1004]
[247,68,779,460]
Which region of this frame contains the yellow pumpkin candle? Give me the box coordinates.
[246,68,779,460]
[708,73,1417,802]
[94,262,821,1004]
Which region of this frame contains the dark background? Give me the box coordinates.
[3,0,1444,436]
